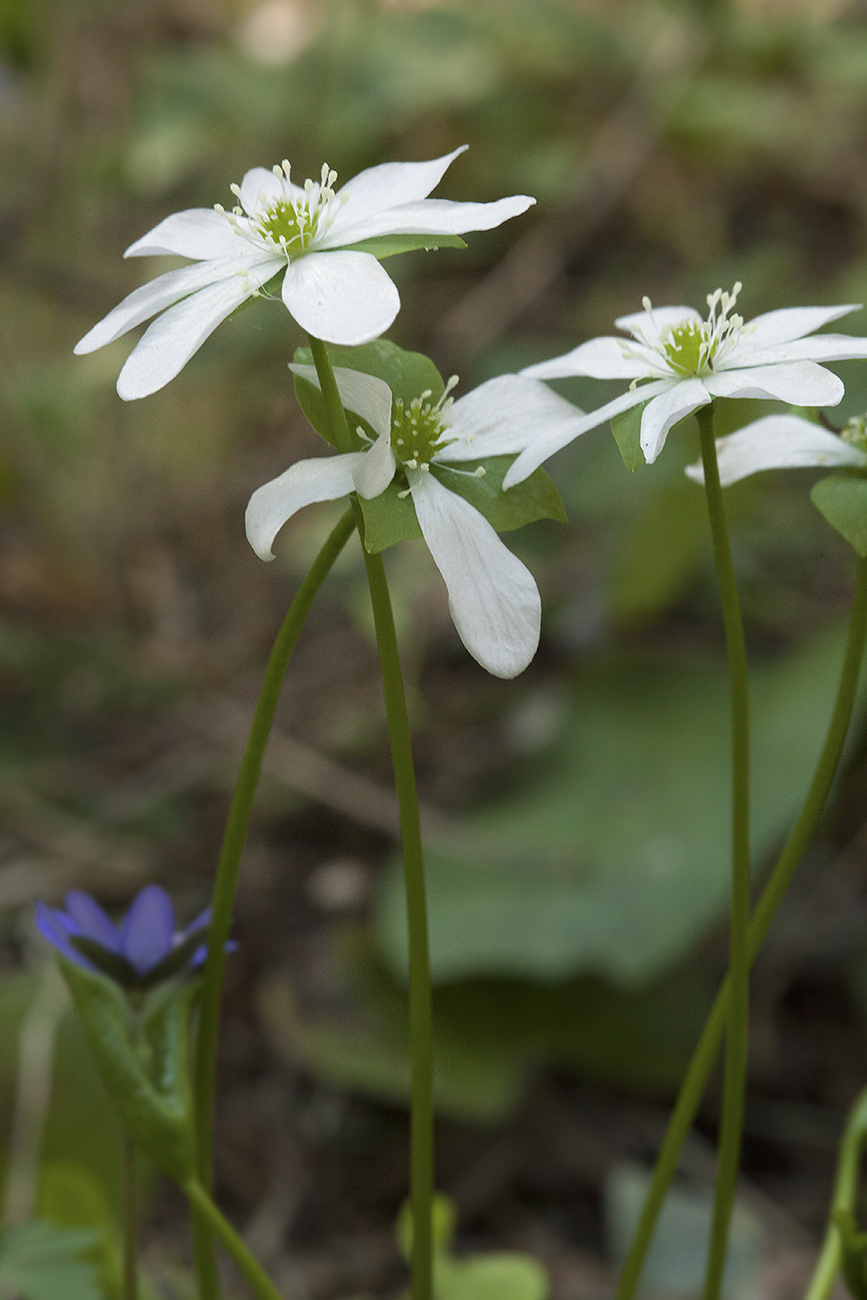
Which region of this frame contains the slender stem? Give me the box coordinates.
[361,537,434,1300]
[192,506,357,1293]
[309,334,354,453]
[615,555,867,1300]
[183,1179,283,1300]
[123,1135,138,1300]
[805,1087,867,1300]
[696,404,752,1300]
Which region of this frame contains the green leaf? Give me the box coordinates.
[811,472,867,557]
[58,960,196,1184]
[338,233,467,259]
[436,457,567,532]
[611,403,646,472]
[357,479,424,553]
[0,1221,101,1300]
[835,1210,867,1300]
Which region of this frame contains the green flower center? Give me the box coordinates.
[258,200,318,252]
[843,415,867,452]
[662,320,706,376]
[632,283,747,380]
[222,162,342,259]
[391,390,456,469]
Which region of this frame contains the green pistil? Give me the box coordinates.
[843,415,867,452]
[663,321,707,376]
[392,393,454,469]
[258,201,314,253]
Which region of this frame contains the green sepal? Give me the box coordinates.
[70,927,207,991]
[58,958,197,1185]
[834,1209,867,1300]
[338,233,467,259]
[811,472,867,557]
[611,403,646,472]
[436,456,567,533]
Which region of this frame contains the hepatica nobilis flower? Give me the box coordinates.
[74,147,534,400]
[504,286,867,485]
[246,369,583,678]
[35,886,221,990]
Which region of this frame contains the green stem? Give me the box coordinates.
[698,404,751,1300]
[183,1179,283,1300]
[309,334,354,453]
[615,552,867,1300]
[361,538,434,1300]
[192,506,357,1293]
[805,1087,867,1300]
[123,1135,138,1300]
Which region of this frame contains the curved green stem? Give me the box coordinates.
[697,405,752,1300]
[615,553,867,1300]
[360,536,434,1300]
[805,1087,867,1300]
[123,1135,138,1300]
[192,506,357,1293]
[309,334,354,453]
[184,1179,283,1300]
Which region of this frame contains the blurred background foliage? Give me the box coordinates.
[5,0,867,1286]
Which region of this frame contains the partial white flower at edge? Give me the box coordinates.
[74,147,534,401]
[502,286,867,488]
[246,370,586,678]
[684,413,867,487]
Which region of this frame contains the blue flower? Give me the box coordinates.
[35,885,220,989]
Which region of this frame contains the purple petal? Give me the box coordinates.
[64,891,121,951]
[34,902,92,968]
[119,886,176,974]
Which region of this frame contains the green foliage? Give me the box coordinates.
[811,473,867,557]
[610,404,647,473]
[835,1209,867,1300]
[0,1220,101,1300]
[397,1193,549,1300]
[341,234,468,259]
[58,962,196,1185]
[440,456,567,532]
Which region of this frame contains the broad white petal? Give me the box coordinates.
[74,256,276,354]
[238,166,284,215]
[321,194,534,248]
[245,454,363,560]
[685,415,867,486]
[332,148,467,230]
[724,334,867,368]
[410,471,541,678]
[615,305,702,345]
[281,251,399,345]
[703,361,844,407]
[743,304,861,349]
[353,430,395,498]
[124,209,243,260]
[116,260,278,400]
[502,382,672,488]
[288,363,393,438]
[640,379,711,463]
[441,375,588,462]
[521,337,653,381]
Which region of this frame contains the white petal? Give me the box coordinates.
[441,375,589,462]
[521,337,653,381]
[685,415,867,486]
[74,256,275,354]
[321,194,534,248]
[703,361,844,407]
[116,260,278,400]
[410,471,541,678]
[640,379,711,463]
[238,166,284,215]
[353,430,395,498]
[245,454,364,560]
[287,363,393,438]
[281,250,400,345]
[615,305,702,345]
[332,148,467,230]
[743,304,861,349]
[124,209,243,260]
[502,382,672,488]
[723,334,867,368]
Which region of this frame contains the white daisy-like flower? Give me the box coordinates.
[685,413,867,487]
[246,369,584,678]
[74,147,534,401]
[503,285,867,487]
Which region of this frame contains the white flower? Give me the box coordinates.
[685,413,867,487]
[74,147,534,401]
[246,369,584,678]
[503,285,867,487]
